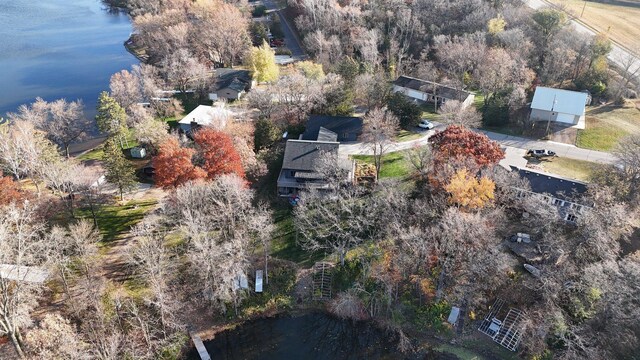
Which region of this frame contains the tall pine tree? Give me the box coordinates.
[103,137,137,201]
[96,92,128,147]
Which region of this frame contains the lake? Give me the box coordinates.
[187,312,412,360]
[0,0,137,118]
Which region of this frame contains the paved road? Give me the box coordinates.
[262,0,306,59]
[339,125,617,165]
[526,0,640,76]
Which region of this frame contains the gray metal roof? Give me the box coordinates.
[531,87,588,116]
[393,75,474,100]
[281,140,339,171]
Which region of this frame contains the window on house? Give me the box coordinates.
[553,198,565,207]
[564,213,578,223]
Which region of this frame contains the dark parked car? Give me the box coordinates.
[527,149,556,158]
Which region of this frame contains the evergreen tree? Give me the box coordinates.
[103,137,137,201]
[96,92,128,145]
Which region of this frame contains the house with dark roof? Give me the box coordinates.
[393,75,475,108]
[302,115,363,142]
[214,68,254,100]
[510,167,590,224]
[277,115,358,196]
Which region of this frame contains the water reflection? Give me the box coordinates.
[190,312,408,360]
[0,0,137,118]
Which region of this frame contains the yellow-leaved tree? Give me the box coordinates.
[444,168,495,210]
[245,40,279,83]
[488,15,507,35]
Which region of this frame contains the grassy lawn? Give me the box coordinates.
[533,157,597,181]
[270,207,324,267]
[352,151,410,179]
[76,199,158,244]
[576,102,640,151]
[481,125,526,137]
[395,129,424,142]
[77,131,140,161]
[548,0,640,53]
[473,93,485,112]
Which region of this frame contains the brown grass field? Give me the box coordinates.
[548,0,640,54]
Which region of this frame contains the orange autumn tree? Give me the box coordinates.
[153,137,206,188]
[0,175,26,205]
[430,125,504,169]
[193,128,245,180]
[444,168,496,210]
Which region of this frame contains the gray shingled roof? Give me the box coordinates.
[282,140,339,171]
[317,127,338,142]
[215,68,251,92]
[302,115,363,141]
[394,75,473,100]
[512,167,588,200]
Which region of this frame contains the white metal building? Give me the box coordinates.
[529,87,591,129]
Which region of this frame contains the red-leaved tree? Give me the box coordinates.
[430,125,504,168]
[0,175,26,205]
[429,125,504,187]
[153,138,206,188]
[193,129,245,180]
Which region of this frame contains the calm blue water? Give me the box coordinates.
[0,0,137,118]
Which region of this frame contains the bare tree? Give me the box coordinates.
[405,144,432,179]
[437,100,482,128]
[0,121,59,194]
[110,69,142,112]
[9,98,91,157]
[24,313,89,359]
[609,50,640,101]
[165,175,271,313]
[434,33,487,93]
[362,108,399,179]
[159,49,211,93]
[129,215,181,335]
[0,203,51,357]
[354,72,390,110]
[432,207,510,306]
[294,185,378,266]
[192,1,251,67]
[133,114,170,153]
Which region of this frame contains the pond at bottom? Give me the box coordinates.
[186,312,410,360]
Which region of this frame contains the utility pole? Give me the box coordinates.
[581,0,587,18]
[545,95,558,137]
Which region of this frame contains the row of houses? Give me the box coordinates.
[274,114,590,226]
[392,75,591,130]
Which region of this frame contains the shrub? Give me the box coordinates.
[252,5,266,17]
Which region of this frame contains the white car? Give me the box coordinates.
[418,119,434,129]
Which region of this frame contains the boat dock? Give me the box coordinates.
[190,332,211,360]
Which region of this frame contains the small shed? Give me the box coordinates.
[255,270,263,293]
[130,147,146,159]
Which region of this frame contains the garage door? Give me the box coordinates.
[556,112,575,124]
